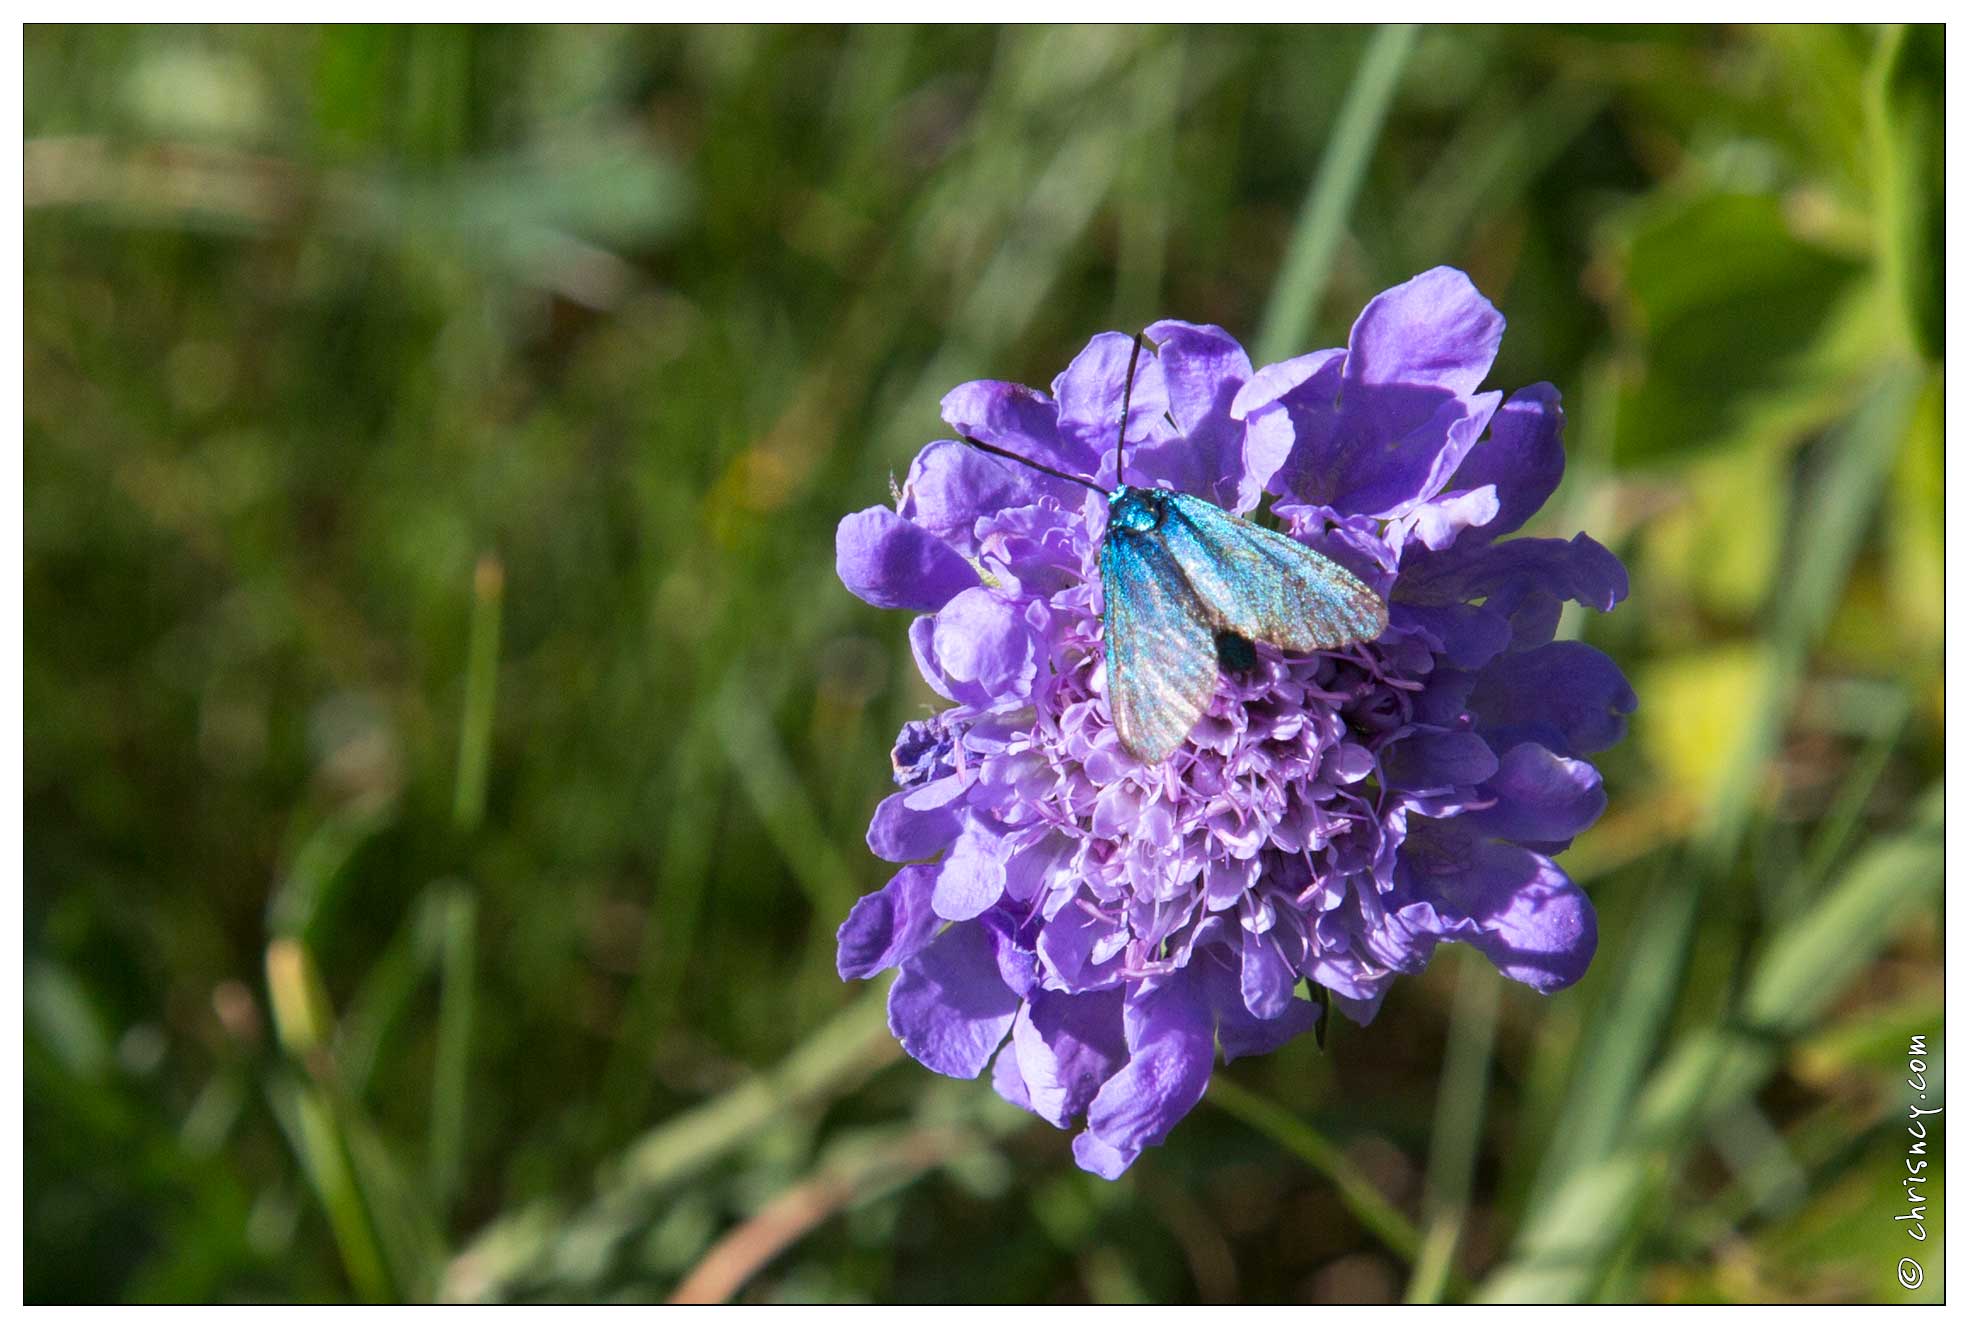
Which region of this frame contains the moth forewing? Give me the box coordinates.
[1158,494,1388,652]
[1100,527,1220,765]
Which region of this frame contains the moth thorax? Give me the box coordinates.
[1109,486,1164,533]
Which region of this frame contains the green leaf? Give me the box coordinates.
[1608,190,1863,465]
[1867,25,1943,359]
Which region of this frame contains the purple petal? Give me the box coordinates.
[1469,640,1637,758]
[1399,486,1502,552]
[1052,332,1171,465]
[941,379,1099,478]
[1071,1130,1140,1180]
[1409,668,1477,728]
[1259,269,1508,516]
[1136,320,1255,510]
[1345,266,1504,397]
[865,790,960,863]
[899,440,1087,557]
[1462,742,1607,845]
[1277,384,1502,520]
[975,502,1088,597]
[837,865,942,980]
[1382,729,1498,792]
[1039,901,1127,992]
[991,1036,1034,1113]
[1478,535,1629,619]
[1501,589,1564,653]
[887,920,1020,1078]
[1242,401,1297,499]
[1002,833,1075,903]
[931,587,1037,708]
[1148,321,1254,433]
[1075,974,1214,1173]
[1448,382,1565,541]
[983,910,1040,998]
[1230,348,1344,421]
[932,824,1008,921]
[1329,986,1390,1027]
[907,615,957,703]
[1012,987,1129,1127]
[1201,953,1323,1061]
[1224,998,1324,1061]
[1238,927,1299,1020]
[1357,391,1501,518]
[1324,742,1375,784]
[1399,830,1597,993]
[1392,602,1511,672]
[1242,352,1346,502]
[1407,534,1628,618]
[835,507,980,611]
[901,772,969,812]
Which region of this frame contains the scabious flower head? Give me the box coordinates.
[833,268,1635,1178]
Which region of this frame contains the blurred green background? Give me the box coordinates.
[24,23,1942,1305]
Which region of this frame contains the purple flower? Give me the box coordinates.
[834,268,1635,1177]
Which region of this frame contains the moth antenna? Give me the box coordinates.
[955,434,1106,494]
[1115,332,1146,489]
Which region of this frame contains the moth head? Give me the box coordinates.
[1108,485,1164,533]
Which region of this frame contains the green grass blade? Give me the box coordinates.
[1792,687,1911,899]
[265,1073,396,1303]
[266,936,451,1299]
[1478,789,1941,1302]
[452,553,504,834]
[1406,954,1501,1303]
[427,882,478,1216]
[1738,785,1941,1031]
[265,939,394,1300]
[1404,76,1608,264]
[1111,37,1184,330]
[337,889,444,1101]
[1698,369,1923,872]
[714,675,863,923]
[1520,860,1696,1212]
[594,703,721,1139]
[444,982,897,1301]
[1255,24,1417,363]
[1523,366,1922,1200]
[1206,1074,1430,1274]
[344,1111,449,1302]
[266,803,393,946]
[266,936,337,1059]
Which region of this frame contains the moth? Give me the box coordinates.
[960,334,1388,764]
